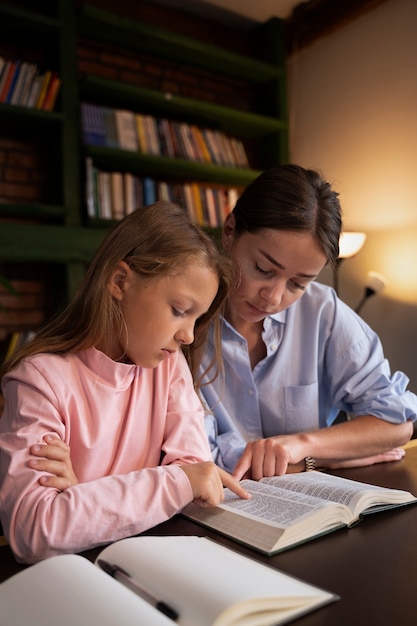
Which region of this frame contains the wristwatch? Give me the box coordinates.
[304,456,316,472]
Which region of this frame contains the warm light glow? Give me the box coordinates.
[339,232,366,259]
[360,229,417,304]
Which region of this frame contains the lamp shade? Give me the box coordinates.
[339,232,366,259]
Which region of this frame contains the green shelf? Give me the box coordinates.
[0,223,106,264]
[77,5,282,83]
[86,146,261,186]
[0,4,61,33]
[0,102,64,124]
[0,203,67,219]
[81,76,286,139]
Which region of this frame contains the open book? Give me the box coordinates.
[182,470,417,555]
[0,536,337,626]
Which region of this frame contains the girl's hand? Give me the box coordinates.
[180,461,250,508]
[28,435,79,490]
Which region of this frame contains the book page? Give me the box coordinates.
[258,471,416,517]
[97,535,337,626]
[0,554,172,626]
[221,480,350,528]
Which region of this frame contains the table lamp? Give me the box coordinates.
[333,231,366,295]
[355,270,387,314]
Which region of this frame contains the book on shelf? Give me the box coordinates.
[143,176,157,205]
[4,60,21,105]
[135,113,148,153]
[157,180,171,202]
[18,63,38,107]
[182,470,417,556]
[123,172,136,215]
[227,187,240,213]
[26,72,44,109]
[85,157,98,218]
[8,61,30,105]
[3,330,35,363]
[114,109,138,152]
[204,187,218,227]
[0,59,12,101]
[0,61,18,103]
[192,125,212,164]
[143,114,160,155]
[81,103,107,146]
[190,181,205,225]
[98,171,112,220]
[110,171,125,220]
[42,73,61,111]
[103,107,119,148]
[0,535,338,626]
[35,70,52,109]
[182,182,195,221]
[157,118,176,158]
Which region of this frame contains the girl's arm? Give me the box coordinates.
[30,438,250,507]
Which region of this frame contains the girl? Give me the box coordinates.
[0,201,248,564]
[200,164,416,479]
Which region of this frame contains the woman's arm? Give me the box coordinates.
[232,416,413,481]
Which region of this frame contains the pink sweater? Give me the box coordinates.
[0,347,211,563]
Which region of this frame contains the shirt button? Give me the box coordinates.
[248,389,254,396]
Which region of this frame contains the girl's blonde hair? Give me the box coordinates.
[1,202,234,387]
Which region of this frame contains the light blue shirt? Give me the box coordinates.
[200,282,417,472]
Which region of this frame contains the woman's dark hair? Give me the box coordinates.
[232,164,342,267]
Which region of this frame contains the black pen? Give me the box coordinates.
[97,558,179,621]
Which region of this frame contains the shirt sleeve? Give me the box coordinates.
[202,390,246,474]
[0,354,211,564]
[325,297,417,425]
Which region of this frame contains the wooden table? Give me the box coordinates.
[2,441,417,625]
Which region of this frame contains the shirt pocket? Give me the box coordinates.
[283,383,319,432]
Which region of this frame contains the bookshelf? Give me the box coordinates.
[0,0,288,361]
[76,4,288,226]
[0,1,97,300]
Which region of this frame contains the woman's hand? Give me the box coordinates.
[28,435,79,490]
[232,431,408,481]
[327,447,406,469]
[180,461,251,508]
[232,436,304,481]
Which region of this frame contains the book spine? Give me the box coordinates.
[42,73,61,111]
[98,171,112,220]
[3,61,20,104]
[35,70,52,109]
[85,157,98,219]
[9,62,29,105]
[0,60,13,101]
[142,176,156,205]
[114,110,138,151]
[103,108,119,148]
[19,64,38,107]
[110,171,125,220]
[81,103,107,146]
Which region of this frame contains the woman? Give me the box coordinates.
[200,164,416,479]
